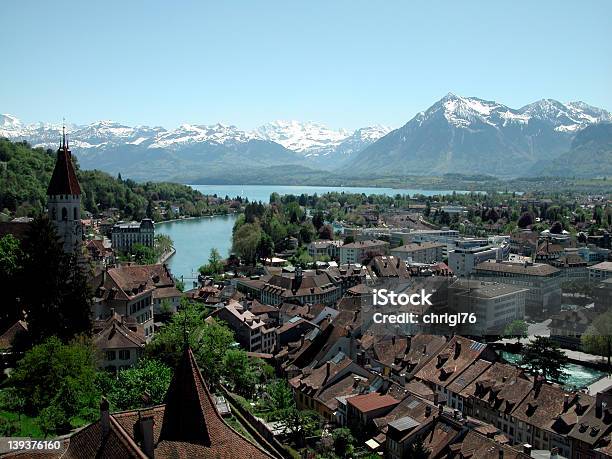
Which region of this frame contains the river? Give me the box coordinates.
[158,184,470,284]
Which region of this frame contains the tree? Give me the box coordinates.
[319,224,333,241]
[521,336,568,383]
[145,299,207,368]
[344,235,355,245]
[518,212,534,229]
[131,243,157,264]
[312,211,324,230]
[232,223,261,265]
[550,221,563,234]
[11,337,99,434]
[199,247,224,276]
[106,359,172,410]
[277,408,321,446]
[0,234,23,330]
[223,349,257,397]
[145,300,234,387]
[265,380,294,414]
[332,427,354,458]
[504,320,528,344]
[582,310,612,368]
[20,216,92,344]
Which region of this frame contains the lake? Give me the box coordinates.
[188,184,470,203]
[159,184,470,283]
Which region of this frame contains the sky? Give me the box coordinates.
[1,0,611,131]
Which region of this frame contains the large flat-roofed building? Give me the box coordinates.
[390,241,445,264]
[473,260,562,317]
[588,261,612,282]
[448,279,528,332]
[448,242,508,277]
[339,239,389,264]
[111,218,155,252]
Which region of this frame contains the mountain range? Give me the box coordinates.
[1,93,610,182]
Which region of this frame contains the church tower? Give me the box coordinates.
[47,125,83,254]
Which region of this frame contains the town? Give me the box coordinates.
[0,131,610,459]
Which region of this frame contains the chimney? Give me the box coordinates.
[563,394,570,412]
[425,405,432,417]
[100,398,110,438]
[438,403,443,416]
[326,361,331,382]
[300,334,305,346]
[422,344,427,355]
[399,373,406,386]
[454,341,461,359]
[498,449,504,459]
[433,392,439,406]
[139,413,155,458]
[522,444,532,455]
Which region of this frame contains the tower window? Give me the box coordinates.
[73,207,78,220]
[62,207,68,221]
[52,208,57,220]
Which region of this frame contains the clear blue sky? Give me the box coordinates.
[1,0,611,130]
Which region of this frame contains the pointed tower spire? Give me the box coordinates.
[62,118,67,149]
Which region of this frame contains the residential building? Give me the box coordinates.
[213,301,277,353]
[390,241,445,264]
[413,336,497,410]
[308,239,343,259]
[238,267,343,306]
[111,218,155,252]
[347,392,400,432]
[92,312,146,373]
[339,239,389,264]
[474,260,562,317]
[94,265,179,339]
[549,308,598,349]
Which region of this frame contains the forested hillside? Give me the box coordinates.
[0,139,224,220]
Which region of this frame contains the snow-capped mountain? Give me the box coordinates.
[255,120,350,155]
[346,93,612,177]
[1,93,610,180]
[254,120,390,167]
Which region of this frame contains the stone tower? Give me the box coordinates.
[47,126,83,254]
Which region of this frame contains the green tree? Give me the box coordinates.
[106,359,172,410]
[232,223,261,265]
[131,243,157,264]
[21,216,92,344]
[265,380,294,415]
[521,336,568,383]
[11,337,99,434]
[581,310,612,368]
[504,320,528,344]
[0,234,23,329]
[199,247,224,276]
[332,427,354,458]
[223,349,257,397]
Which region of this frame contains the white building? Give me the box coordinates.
[339,239,389,264]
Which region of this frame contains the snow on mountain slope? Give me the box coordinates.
[254,120,350,154]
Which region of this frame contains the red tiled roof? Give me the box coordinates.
[347,392,399,413]
[47,146,81,196]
